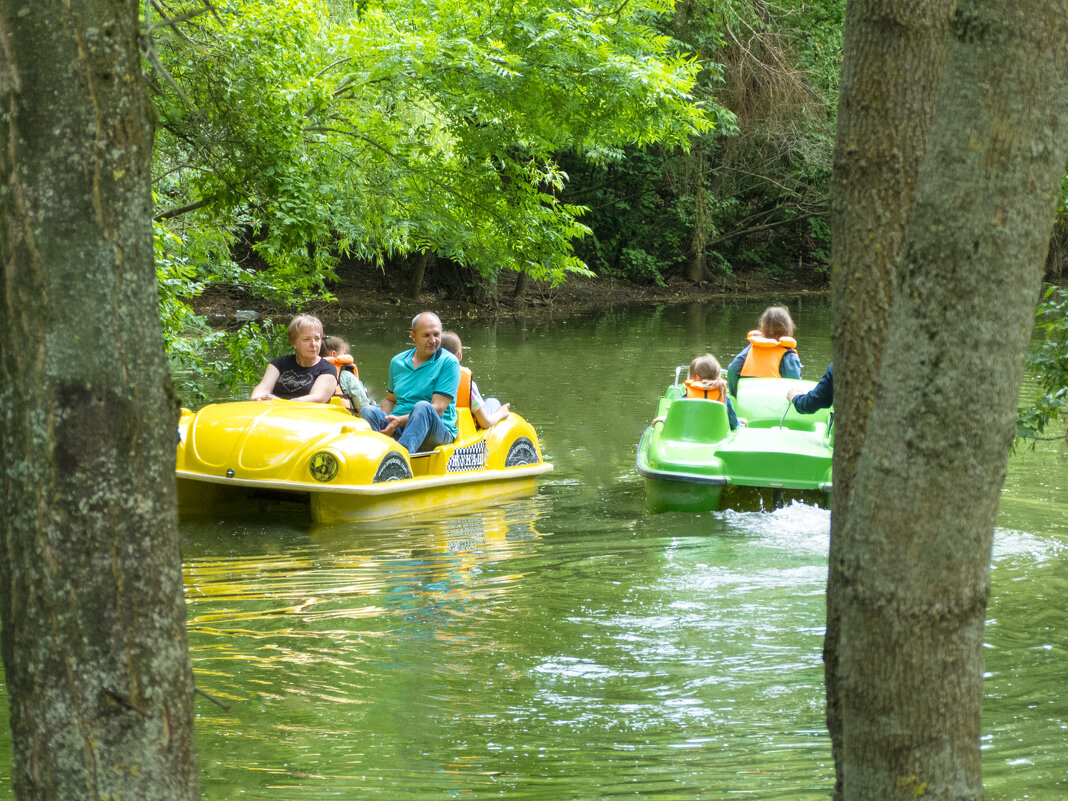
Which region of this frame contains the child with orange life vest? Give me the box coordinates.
[440,331,511,428]
[726,305,802,397]
[655,354,739,430]
[321,335,375,412]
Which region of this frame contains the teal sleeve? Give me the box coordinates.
[780,350,802,379]
[726,395,739,430]
[436,355,461,399]
[387,354,400,396]
[727,347,747,397]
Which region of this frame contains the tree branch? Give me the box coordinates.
[194,687,231,712]
[154,195,218,221]
[706,206,824,247]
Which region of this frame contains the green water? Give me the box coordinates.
[1,299,1065,799]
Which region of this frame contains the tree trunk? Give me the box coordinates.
[0,3,200,800]
[830,2,1068,799]
[685,141,712,284]
[825,2,956,792]
[463,270,497,309]
[405,251,431,300]
[513,270,531,305]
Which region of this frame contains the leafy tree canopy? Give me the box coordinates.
[146,0,717,399]
[147,0,713,392]
[559,0,843,286]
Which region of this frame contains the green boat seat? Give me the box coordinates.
[661,398,730,444]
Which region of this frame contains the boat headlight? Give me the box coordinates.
[309,451,340,482]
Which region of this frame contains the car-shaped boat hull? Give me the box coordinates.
[637,376,832,513]
[176,400,552,522]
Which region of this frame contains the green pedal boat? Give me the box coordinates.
[636,372,833,513]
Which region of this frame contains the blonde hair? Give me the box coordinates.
[440,330,462,358]
[287,314,324,345]
[759,306,794,339]
[689,353,723,381]
[688,354,728,397]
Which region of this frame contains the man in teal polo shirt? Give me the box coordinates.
[359,311,461,453]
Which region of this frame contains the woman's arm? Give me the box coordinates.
[292,372,338,403]
[250,364,281,400]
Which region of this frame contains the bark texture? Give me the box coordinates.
[0,2,200,799]
[829,2,1068,799]
[825,1,956,792]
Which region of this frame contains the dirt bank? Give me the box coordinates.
[192,269,830,327]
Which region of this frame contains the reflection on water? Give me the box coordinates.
[179,498,837,800]
[0,299,1064,800]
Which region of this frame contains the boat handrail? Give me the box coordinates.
[777,401,793,428]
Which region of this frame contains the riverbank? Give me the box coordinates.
[191,268,830,327]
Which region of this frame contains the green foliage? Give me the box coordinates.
[562,147,696,284]
[146,0,713,383]
[806,216,831,268]
[165,320,226,407]
[156,216,223,404]
[620,247,670,286]
[781,0,845,116]
[1017,285,1068,444]
[561,0,843,284]
[150,0,344,304]
[225,319,291,388]
[148,0,710,276]
[168,316,291,407]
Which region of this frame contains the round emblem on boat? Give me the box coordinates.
[309,451,339,482]
[373,451,412,482]
[504,437,538,467]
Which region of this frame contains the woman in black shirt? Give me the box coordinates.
[249,314,338,402]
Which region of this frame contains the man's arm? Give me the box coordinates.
[429,355,461,417]
[380,392,403,434]
[431,392,451,416]
[787,365,834,414]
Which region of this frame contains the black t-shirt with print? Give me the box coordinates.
[269,355,337,399]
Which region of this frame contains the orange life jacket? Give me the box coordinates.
[456,366,472,409]
[684,378,725,402]
[326,354,357,378]
[326,354,357,407]
[739,330,798,378]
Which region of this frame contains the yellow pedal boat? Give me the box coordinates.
[175,399,553,523]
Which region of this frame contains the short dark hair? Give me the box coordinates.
[410,311,440,330]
